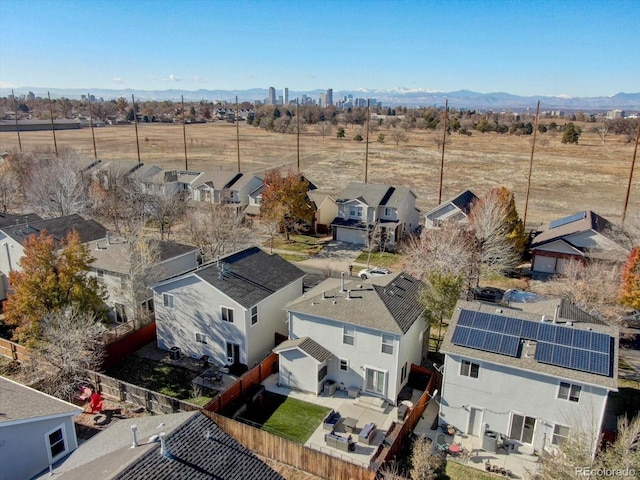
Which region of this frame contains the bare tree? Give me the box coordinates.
[147,189,188,241]
[593,121,610,146]
[185,203,254,262]
[410,436,444,480]
[364,221,383,268]
[390,129,408,146]
[316,121,333,139]
[26,154,92,218]
[0,166,19,213]
[19,307,105,401]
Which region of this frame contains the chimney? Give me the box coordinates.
[340,272,345,292]
[159,432,167,456]
[131,424,138,448]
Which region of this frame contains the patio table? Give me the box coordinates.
[342,417,357,433]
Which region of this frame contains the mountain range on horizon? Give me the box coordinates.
[2,86,639,111]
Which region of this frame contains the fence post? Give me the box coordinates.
[11,343,18,361]
[119,382,126,402]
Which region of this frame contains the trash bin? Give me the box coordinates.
[482,430,498,453]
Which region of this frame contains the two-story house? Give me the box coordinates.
[529,211,626,275]
[439,300,618,457]
[275,272,428,405]
[330,182,419,246]
[151,247,305,368]
[0,214,107,301]
[424,190,478,229]
[88,237,199,323]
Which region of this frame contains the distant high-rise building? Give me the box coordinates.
[268,87,276,105]
[318,93,326,107]
[326,88,333,107]
[283,88,289,105]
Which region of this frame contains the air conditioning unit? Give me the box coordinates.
[169,347,181,360]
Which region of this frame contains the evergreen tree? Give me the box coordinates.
[562,122,582,144]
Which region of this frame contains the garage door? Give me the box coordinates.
[533,255,556,273]
[336,227,366,245]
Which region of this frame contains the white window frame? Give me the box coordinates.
[552,424,570,445]
[401,362,408,382]
[349,205,363,219]
[509,413,536,444]
[250,305,258,325]
[226,342,240,363]
[343,325,355,345]
[557,381,581,403]
[163,293,174,308]
[45,424,68,463]
[381,334,394,355]
[460,360,479,378]
[384,207,393,217]
[221,306,234,323]
[195,332,207,344]
[339,358,348,371]
[365,367,387,396]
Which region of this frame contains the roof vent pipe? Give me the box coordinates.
[131,424,138,448]
[553,303,560,324]
[159,432,167,456]
[340,272,345,292]
[347,290,351,300]
[322,291,326,299]
[541,315,546,323]
[106,232,110,245]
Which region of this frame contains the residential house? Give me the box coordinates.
[151,247,305,367]
[529,211,626,274]
[330,182,419,245]
[0,214,107,300]
[47,411,284,480]
[275,272,428,405]
[191,170,242,204]
[88,237,199,323]
[308,191,338,234]
[0,376,82,480]
[424,190,478,229]
[439,300,618,457]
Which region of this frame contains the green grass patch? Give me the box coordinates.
[445,461,499,480]
[355,251,402,268]
[262,397,330,443]
[105,355,212,403]
[618,358,633,370]
[275,252,308,262]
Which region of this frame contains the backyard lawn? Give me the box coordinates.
[268,234,326,255]
[105,355,213,406]
[261,396,330,443]
[355,251,402,269]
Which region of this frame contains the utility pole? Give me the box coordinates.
[523,100,540,228]
[364,98,370,183]
[182,95,188,170]
[11,90,22,151]
[131,94,141,164]
[87,93,97,159]
[438,99,448,204]
[47,92,58,157]
[296,99,300,173]
[236,96,241,173]
[621,121,640,227]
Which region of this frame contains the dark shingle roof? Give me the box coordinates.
[114,413,284,480]
[450,190,479,215]
[335,182,414,208]
[274,337,333,362]
[196,247,305,307]
[0,212,42,228]
[1,214,107,247]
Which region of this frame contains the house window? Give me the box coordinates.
[339,359,348,371]
[343,326,355,345]
[141,298,154,313]
[460,360,479,378]
[401,362,408,382]
[251,305,258,325]
[381,334,394,354]
[163,293,174,308]
[221,306,234,323]
[318,365,328,382]
[349,205,363,219]
[552,424,570,445]
[384,207,393,217]
[365,368,387,395]
[195,332,207,344]
[114,303,127,323]
[509,413,536,444]
[45,425,68,462]
[558,382,581,402]
[226,342,240,363]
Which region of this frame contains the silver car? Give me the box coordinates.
[358,267,390,279]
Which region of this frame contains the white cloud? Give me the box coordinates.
[112,77,124,84]
[193,75,206,83]
[0,81,16,88]
[169,74,180,82]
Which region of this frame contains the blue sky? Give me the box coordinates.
[0,0,638,97]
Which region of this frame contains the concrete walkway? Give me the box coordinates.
[296,241,365,273]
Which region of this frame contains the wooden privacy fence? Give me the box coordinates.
[203,410,376,480]
[87,370,200,415]
[0,337,30,362]
[101,321,157,369]
[204,352,279,413]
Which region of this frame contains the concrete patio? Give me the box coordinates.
[413,396,541,479]
[262,373,421,468]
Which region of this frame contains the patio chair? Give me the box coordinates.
[435,434,450,455]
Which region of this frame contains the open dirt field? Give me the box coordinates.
[1,121,637,228]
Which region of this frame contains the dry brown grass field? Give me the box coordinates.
[1,121,637,228]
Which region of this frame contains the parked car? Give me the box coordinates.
[473,287,505,303]
[358,267,390,279]
[621,311,640,329]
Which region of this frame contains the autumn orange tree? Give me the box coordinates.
[4,230,106,345]
[619,247,640,310]
[259,169,315,239]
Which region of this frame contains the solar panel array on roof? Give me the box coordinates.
[452,309,613,376]
[549,211,586,229]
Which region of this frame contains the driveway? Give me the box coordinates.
[297,241,363,275]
